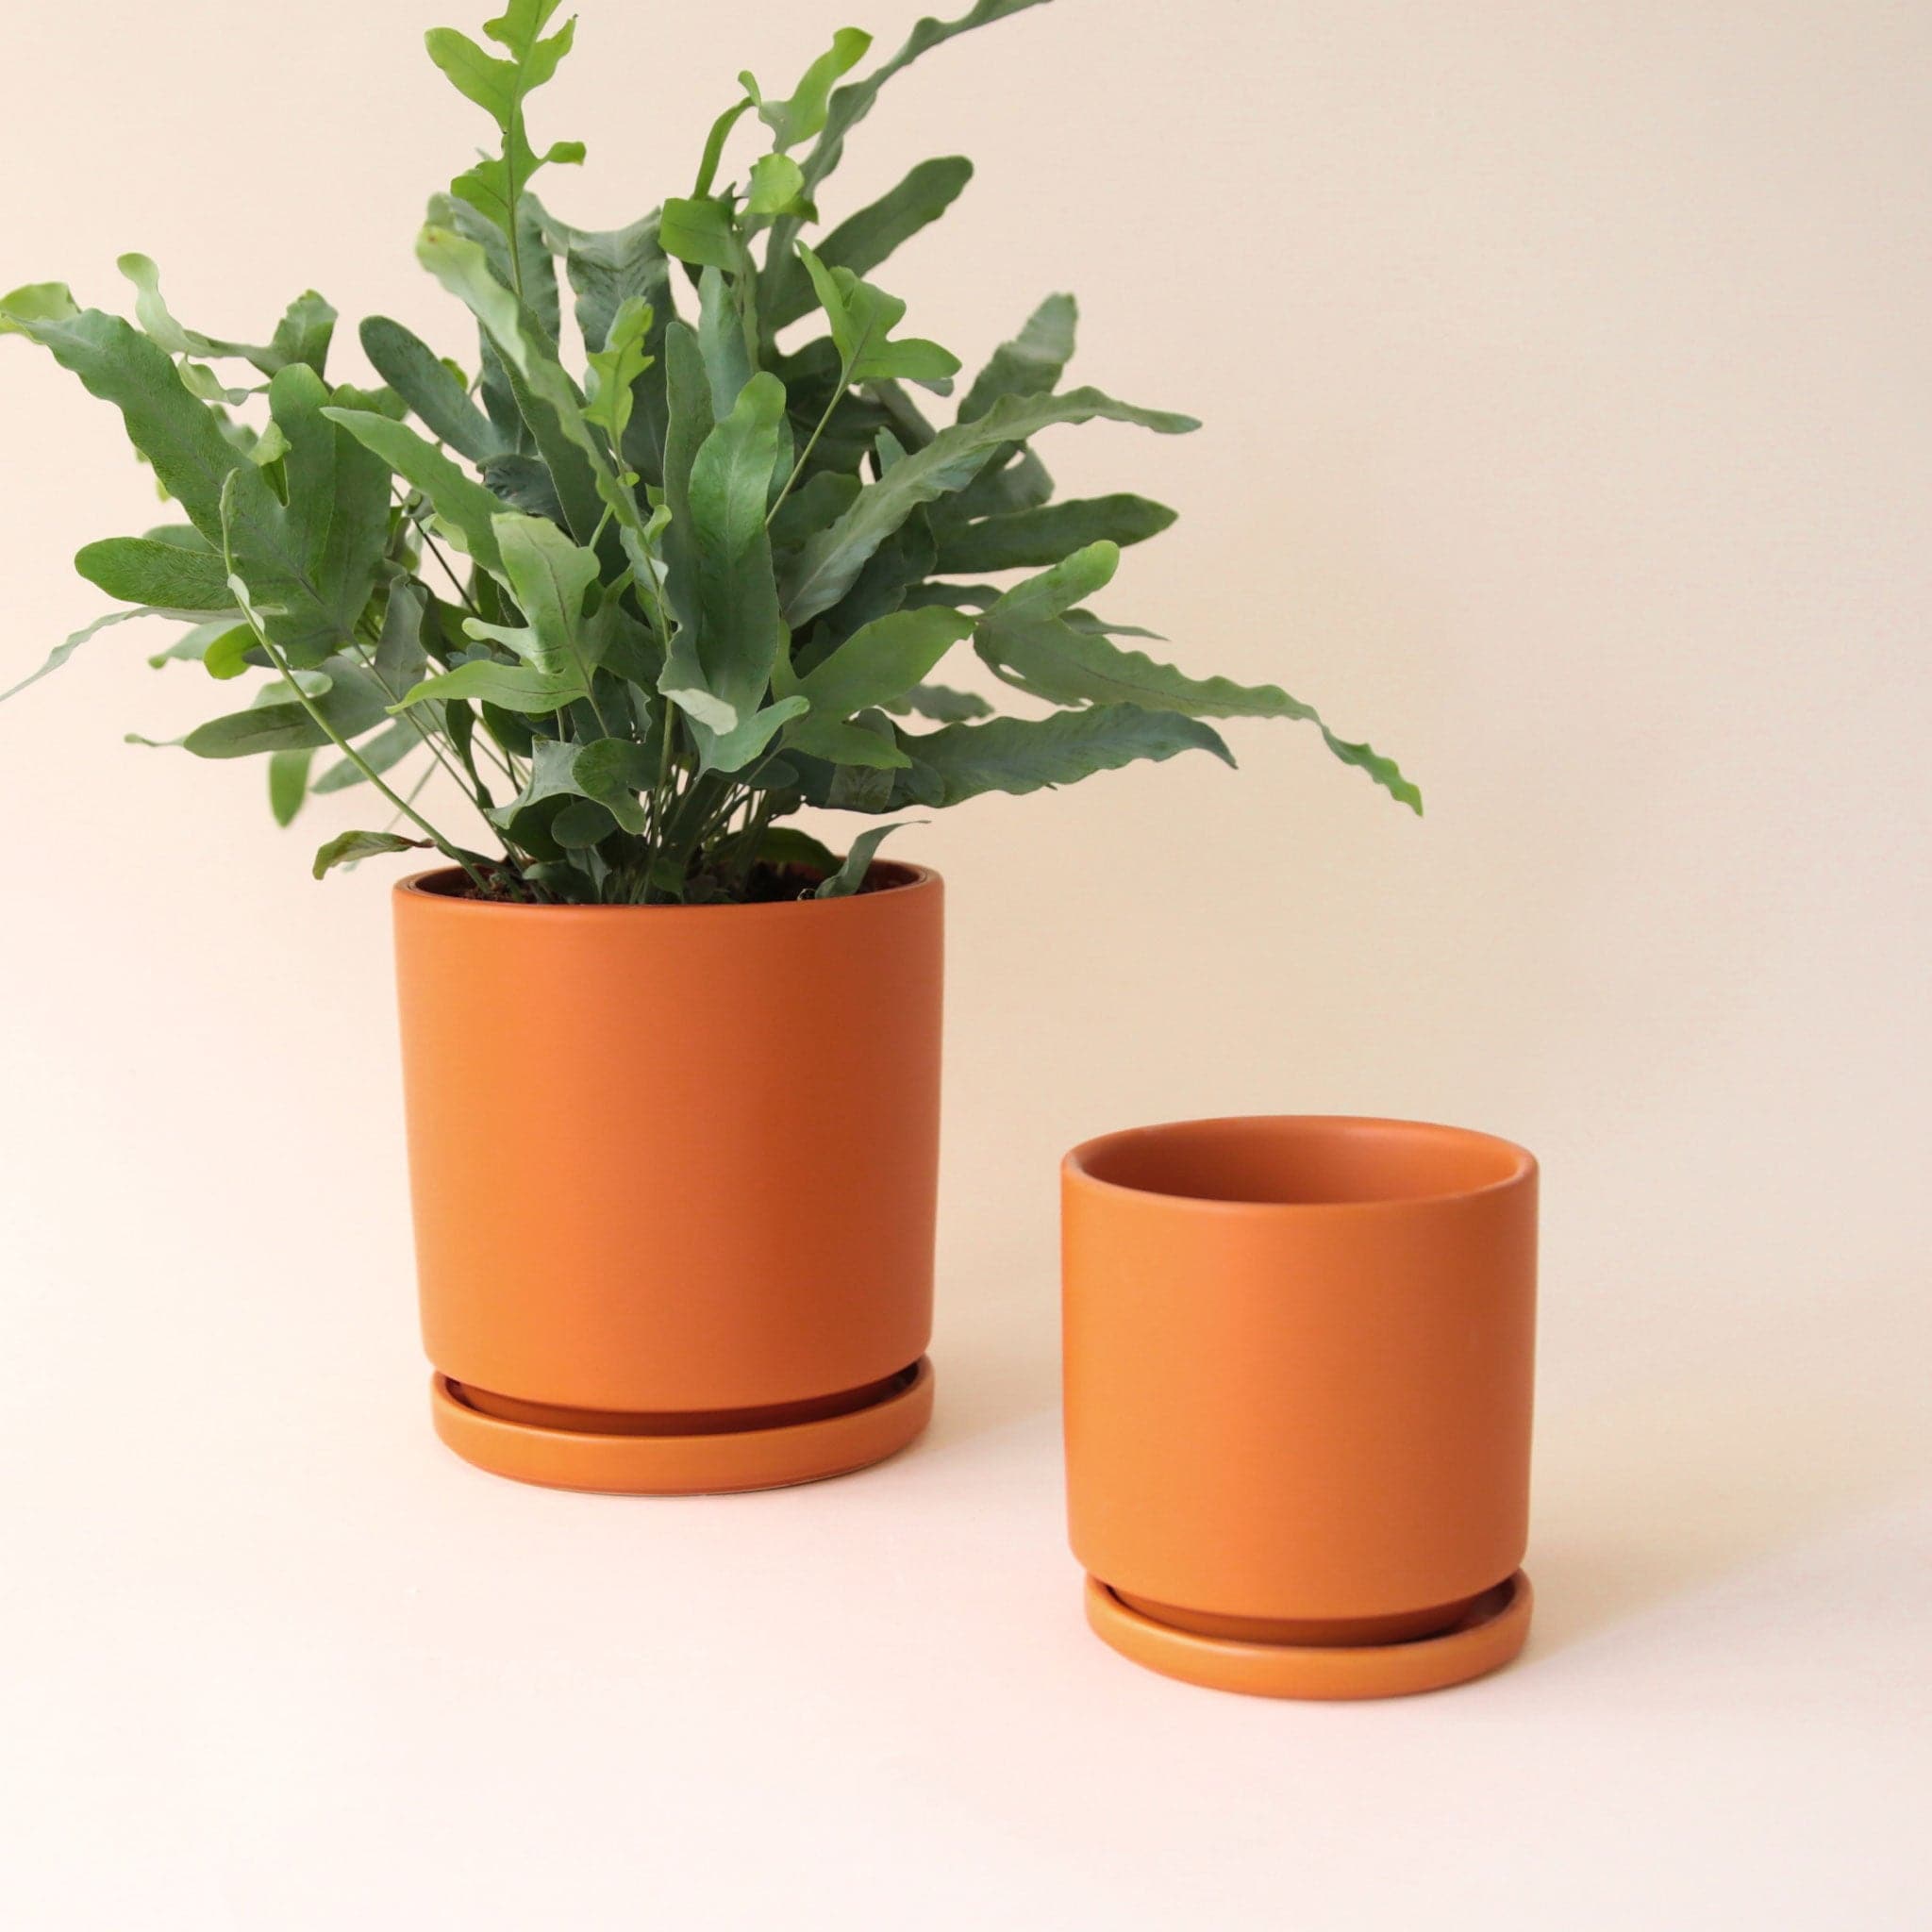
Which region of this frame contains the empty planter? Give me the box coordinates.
[1062,1115,1538,1699]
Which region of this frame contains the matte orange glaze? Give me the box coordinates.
[393,863,943,1488]
[1062,1116,1538,1665]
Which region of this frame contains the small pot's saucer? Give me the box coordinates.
[430,1357,933,1494]
[1084,1569,1533,1700]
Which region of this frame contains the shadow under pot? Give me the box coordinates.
[392,863,943,1494]
[1062,1115,1538,1699]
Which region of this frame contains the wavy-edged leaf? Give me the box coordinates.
[358,316,502,462]
[182,662,390,758]
[785,605,972,723]
[484,512,599,677]
[74,537,234,611]
[416,225,642,553]
[796,247,958,389]
[3,608,151,702]
[659,196,745,273]
[0,281,79,335]
[746,27,873,153]
[890,704,1233,808]
[551,210,673,480]
[697,268,753,418]
[217,366,391,667]
[311,828,427,879]
[393,658,582,715]
[974,598,1423,812]
[782,386,1197,625]
[935,493,1174,574]
[4,307,242,539]
[670,372,790,767]
[775,0,1050,259]
[325,406,506,576]
[763,157,972,332]
[584,295,654,442]
[814,818,919,898]
[425,2,583,247]
[959,291,1074,422]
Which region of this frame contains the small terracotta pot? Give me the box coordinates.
[1062,1115,1537,1698]
[392,862,942,1493]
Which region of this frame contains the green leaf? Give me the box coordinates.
[754,824,839,875]
[415,225,643,552]
[183,662,390,758]
[882,680,991,723]
[789,710,910,769]
[783,385,1198,625]
[311,829,427,879]
[935,493,1174,574]
[373,581,432,688]
[268,747,315,826]
[668,371,791,767]
[74,536,235,611]
[570,735,654,833]
[4,308,243,541]
[583,295,654,443]
[550,798,616,847]
[2,608,147,702]
[268,291,338,377]
[425,2,582,243]
[203,625,258,679]
[394,658,582,714]
[313,719,418,792]
[0,281,79,335]
[323,407,506,576]
[696,268,753,419]
[790,1,1049,207]
[795,246,958,389]
[691,97,755,199]
[358,315,503,462]
[981,540,1120,626]
[746,28,873,152]
[958,291,1075,421]
[548,210,673,482]
[762,157,972,332]
[551,211,671,362]
[746,153,808,217]
[788,605,972,722]
[491,734,649,838]
[659,196,744,273]
[658,320,710,641]
[218,366,391,667]
[487,511,599,676]
[814,818,919,898]
[146,617,249,670]
[975,610,1424,812]
[891,704,1233,807]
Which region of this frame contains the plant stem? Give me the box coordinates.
[258,635,491,893]
[765,359,851,527]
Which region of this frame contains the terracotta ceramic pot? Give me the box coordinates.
[1062,1115,1538,1698]
[392,862,942,1493]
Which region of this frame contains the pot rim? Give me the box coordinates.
[394,858,940,916]
[1062,1113,1536,1215]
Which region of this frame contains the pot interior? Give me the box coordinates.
[1071,1116,1531,1208]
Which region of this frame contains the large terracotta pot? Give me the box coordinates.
[1062,1115,1538,1698]
[392,862,942,1493]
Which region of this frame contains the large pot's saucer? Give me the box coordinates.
[1083,1569,1533,1700]
[429,1357,934,1494]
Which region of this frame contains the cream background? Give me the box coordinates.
[2,1,1928,1924]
